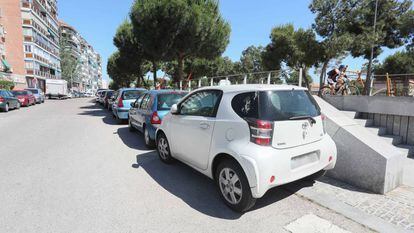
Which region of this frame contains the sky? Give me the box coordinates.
[58,0,401,83]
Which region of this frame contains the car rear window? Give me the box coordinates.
[122,90,145,100]
[232,90,320,121]
[12,91,27,95]
[27,89,38,94]
[157,93,186,110]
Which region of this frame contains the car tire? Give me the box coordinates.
[215,159,256,212]
[144,126,155,148]
[16,102,21,109]
[304,170,327,181]
[4,103,9,112]
[128,118,136,132]
[156,133,174,164]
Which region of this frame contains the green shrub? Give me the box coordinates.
[0,79,15,90]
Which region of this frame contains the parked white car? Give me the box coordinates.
[155,84,337,212]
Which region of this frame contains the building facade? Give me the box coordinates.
[60,21,102,93]
[0,0,27,88]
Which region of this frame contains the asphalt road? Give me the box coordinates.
[0,98,373,233]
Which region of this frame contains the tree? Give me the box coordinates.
[374,49,414,74]
[130,0,230,87]
[107,51,134,88]
[239,46,265,73]
[167,0,230,83]
[337,0,413,94]
[262,24,322,89]
[113,21,150,87]
[309,0,351,95]
[59,36,79,89]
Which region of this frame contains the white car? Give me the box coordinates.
[155,84,337,212]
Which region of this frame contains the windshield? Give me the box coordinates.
[122,90,145,100]
[259,90,320,121]
[157,93,186,110]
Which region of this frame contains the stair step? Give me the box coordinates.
[341,111,359,119]
[366,127,387,136]
[354,119,374,127]
[396,144,414,157]
[380,135,403,146]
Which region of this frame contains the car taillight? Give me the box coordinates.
[321,114,327,134]
[0,97,3,103]
[151,111,162,125]
[118,98,123,107]
[248,119,273,146]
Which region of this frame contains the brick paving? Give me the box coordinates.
[308,176,414,231]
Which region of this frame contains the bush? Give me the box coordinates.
[0,79,15,90]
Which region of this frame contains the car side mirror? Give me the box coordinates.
[171,104,179,114]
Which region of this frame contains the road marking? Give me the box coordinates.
[284,214,352,233]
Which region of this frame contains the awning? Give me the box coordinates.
[1,59,11,71]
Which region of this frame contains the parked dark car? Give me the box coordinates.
[0,89,21,112]
[11,90,36,107]
[103,90,114,108]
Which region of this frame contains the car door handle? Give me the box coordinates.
[199,122,210,129]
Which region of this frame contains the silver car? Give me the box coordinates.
[25,88,45,104]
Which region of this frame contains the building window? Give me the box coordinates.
[24,45,32,52]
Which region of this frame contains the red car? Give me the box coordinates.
[11,90,36,107]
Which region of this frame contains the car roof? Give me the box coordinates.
[195,84,307,93]
[119,88,147,92]
[148,89,188,94]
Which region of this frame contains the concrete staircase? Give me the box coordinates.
[342,111,414,186]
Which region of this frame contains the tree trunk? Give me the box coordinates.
[302,66,310,90]
[364,58,373,95]
[152,61,157,89]
[177,54,184,83]
[318,61,329,97]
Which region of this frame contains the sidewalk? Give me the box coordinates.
[286,176,414,233]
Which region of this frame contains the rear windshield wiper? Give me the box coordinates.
[288,115,316,124]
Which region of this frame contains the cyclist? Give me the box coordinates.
[327,65,348,95]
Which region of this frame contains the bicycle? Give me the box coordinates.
[320,76,360,96]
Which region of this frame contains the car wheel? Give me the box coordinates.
[16,102,21,109]
[4,103,9,112]
[304,170,327,181]
[156,133,174,164]
[128,118,136,132]
[215,159,256,212]
[144,126,155,148]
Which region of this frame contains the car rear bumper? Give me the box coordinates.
[237,135,337,198]
[116,108,130,119]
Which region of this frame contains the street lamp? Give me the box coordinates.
[365,0,379,96]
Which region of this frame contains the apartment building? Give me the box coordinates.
[60,21,102,93]
[0,0,27,88]
[0,0,61,91]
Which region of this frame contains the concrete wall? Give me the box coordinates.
[324,96,414,145]
[314,96,404,194]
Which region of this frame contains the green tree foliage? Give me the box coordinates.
[130,0,231,86]
[337,0,413,94]
[309,0,351,95]
[0,79,14,90]
[263,24,321,89]
[107,51,133,88]
[113,21,150,88]
[239,46,265,73]
[374,49,414,74]
[59,36,80,88]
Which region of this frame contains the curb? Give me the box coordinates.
[284,183,412,233]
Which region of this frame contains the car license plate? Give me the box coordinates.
[291,151,320,169]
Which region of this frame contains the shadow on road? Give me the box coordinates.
[131,152,310,219]
[116,127,151,151]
